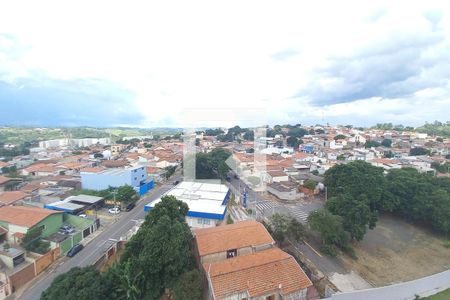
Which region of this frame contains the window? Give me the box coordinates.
[226,249,237,258]
[134,177,137,180]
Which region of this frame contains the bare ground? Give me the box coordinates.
[340,214,450,287]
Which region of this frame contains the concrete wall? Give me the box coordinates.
[9,262,35,293]
[38,213,64,238]
[328,269,450,300]
[34,248,60,275]
[81,166,147,190]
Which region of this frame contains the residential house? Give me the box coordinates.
[0,192,30,207]
[194,221,314,300]
[267,181,303,201]
[0,206,63,245]
[194,220,275,264]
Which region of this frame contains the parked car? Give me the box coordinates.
[125,202,135,212]
[67,244,84,257]
[60,225,75,234]
[108,207,121,214]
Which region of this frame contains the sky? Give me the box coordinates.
[1,1,450,128]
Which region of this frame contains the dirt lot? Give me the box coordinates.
[340,214,450,287]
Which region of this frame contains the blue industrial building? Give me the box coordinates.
[81,166,154,196]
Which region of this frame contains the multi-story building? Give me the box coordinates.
[80,166,153,195]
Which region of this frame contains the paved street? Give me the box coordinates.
[19,176,180,300]
[227,175,323,224]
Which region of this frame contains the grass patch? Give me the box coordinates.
[423,288,450,299]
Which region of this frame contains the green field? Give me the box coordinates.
[423,288,450,299]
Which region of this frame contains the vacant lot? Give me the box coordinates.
[340,214,450,287]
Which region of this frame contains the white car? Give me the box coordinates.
[108,207,121,214]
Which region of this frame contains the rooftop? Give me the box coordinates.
[146,181,229,217]
[194,220,274,256]
[205,248,312,299]
[0,191,30,205]
[0,206,60,228]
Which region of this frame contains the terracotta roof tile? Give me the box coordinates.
[0,176,11,185]
[205,248,312,299]
[194,220,274,256]
[0,191,30,205]
[0,206,60,228]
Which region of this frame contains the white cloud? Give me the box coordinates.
[0,0,450,127]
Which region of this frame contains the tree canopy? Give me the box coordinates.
[41,267,110,300]
[196,148,231,179]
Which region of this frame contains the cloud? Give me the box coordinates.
[0,1,449,127]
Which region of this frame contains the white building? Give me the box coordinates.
[144,181,230,228]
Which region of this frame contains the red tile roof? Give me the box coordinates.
[205,248,312,299]
[0,176,11,185]
[0,191,30,205]
[194,220,274,256]
[0,206,60,228]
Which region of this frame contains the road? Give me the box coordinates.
[19,176,180,300]
[226,175,323,223]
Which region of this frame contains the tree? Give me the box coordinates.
[116,185,138,205]
[446,154,450,159]
[410,147,430,156]
[308,209,352,256]
[287,127,308,138]
[326,194,377,241]
[117,196,194,299]
[303,179,317,190]
[171,269,203,300]
[269,214,290,245]
[324,161,386,211]
[195,138,200,146]
[381,139,392,147]
[268,214,306,245]
[334,134,346,140]
[21,226,50,254]
[41,267,110,300]
[243,130,254,141]
[436,137,444,142]
[196,148,231,180]
[286,136,300,148]
[364,140,381,148]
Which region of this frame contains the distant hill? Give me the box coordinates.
[0,127,183,144]
[416,121,450,137]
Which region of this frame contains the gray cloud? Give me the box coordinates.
[294,30,450,106]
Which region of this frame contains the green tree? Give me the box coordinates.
[172,269,203,300]
[326,194,377,241]
[243,130,254,141]
[436,137,444,142]
[308,209,352,256]
[334,134,346,140]
[286,136,300,148]
[410,147,430,156]
[41,267,110,300]
[116,185,138,205]
[21,226,50,254]
[288,127,308,138]
[324,161,386,211]
[364,140,381,148]
[381,139,392,147]
[269,213,290,245]
[196,148,231,180]
[117,196,194,299]
[303,179,317,190]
